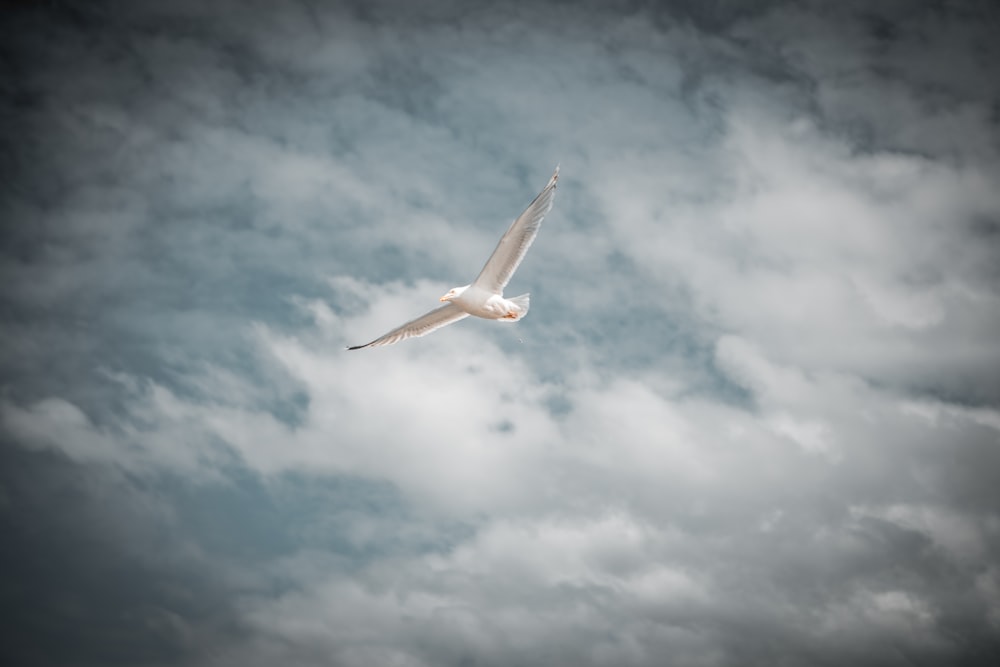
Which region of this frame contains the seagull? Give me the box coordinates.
[347,166,559,350]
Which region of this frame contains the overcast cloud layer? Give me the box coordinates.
[2,1,1000,665]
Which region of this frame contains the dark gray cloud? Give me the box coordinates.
[2,1,999,665]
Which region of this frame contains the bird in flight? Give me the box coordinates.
[347,166,559,350]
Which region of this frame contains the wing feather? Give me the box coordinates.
[471,166,559,294]
[346,303,468,350]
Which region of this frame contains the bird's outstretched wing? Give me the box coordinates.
[346,303,468,350]
[471,166,559,295]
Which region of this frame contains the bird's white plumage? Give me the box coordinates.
[473,166,559,294]
[347,303,467,350]
[347,166,559,350]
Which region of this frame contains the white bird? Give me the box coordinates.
[347,166,559,350]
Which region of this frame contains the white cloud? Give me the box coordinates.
[3,1,999,665]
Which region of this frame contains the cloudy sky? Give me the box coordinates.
[2,0,1000,665]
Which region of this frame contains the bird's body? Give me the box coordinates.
[347,166,558,350]
[447,285,529,320]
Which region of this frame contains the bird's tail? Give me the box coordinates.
[504,293,530,321]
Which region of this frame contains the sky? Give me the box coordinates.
[2,0,999,665]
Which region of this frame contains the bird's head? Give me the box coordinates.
[440,285,469,302]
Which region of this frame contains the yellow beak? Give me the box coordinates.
[439,295,449,302]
